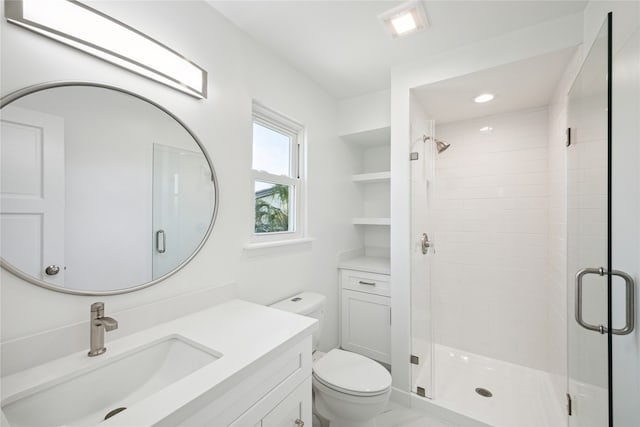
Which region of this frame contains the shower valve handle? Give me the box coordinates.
[421,233,431,254]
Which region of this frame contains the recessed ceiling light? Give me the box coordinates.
[474,94,495,103]
[480,126,493,132]
[379,1,428,39]
[391,13,417,35]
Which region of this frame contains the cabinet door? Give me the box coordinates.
[341,290,391,363]
[262,377,311,427]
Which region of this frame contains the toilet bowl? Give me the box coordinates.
[270,293,392,427]
[312,349,391,427]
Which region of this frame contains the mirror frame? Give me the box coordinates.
[0,81,219,295]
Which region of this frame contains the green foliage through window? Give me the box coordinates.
[255,183,289,233]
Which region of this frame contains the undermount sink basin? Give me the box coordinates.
[1,335,221,426]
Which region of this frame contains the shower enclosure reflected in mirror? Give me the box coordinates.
[0,83,218,295]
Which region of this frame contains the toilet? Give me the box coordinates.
[271,292,392,427]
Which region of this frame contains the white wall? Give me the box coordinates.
[0,0,358,367]
[337,89,390,136]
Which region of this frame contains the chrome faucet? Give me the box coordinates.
[88,302,118,357]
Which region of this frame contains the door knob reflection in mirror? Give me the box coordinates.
[45,265,60,276]
[421,233,431,254]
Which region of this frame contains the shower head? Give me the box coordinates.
[423,135,451,153]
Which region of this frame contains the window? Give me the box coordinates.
[251,103,304,242]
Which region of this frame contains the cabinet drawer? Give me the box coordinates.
[341,270,390,296]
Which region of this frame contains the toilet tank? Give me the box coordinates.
[270,292,326,352]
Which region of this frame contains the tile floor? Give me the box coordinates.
[375,402,454,427]
[313,401,454,427]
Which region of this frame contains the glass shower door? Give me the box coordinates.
[566,25,608,423]
[152,143,213,279]
[567,14,610,427]
[566,13,638,427]
[410,118,435,398]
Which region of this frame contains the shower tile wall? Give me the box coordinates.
[433,108,550,371]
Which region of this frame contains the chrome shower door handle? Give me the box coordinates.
[575,267,607,334]
[156,229,166,253]
[611,269,635,335]
[575,267,635,335]
[421,233,431,254]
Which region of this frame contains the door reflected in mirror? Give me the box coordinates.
[0,84,218,294]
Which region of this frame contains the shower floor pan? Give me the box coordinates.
[415,344,565,427]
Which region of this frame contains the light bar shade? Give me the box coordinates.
[6,0,207,99]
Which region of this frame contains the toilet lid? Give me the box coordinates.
[312,349,391,395]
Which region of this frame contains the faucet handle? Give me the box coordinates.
[91,302,104,314]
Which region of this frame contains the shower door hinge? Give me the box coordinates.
[410,354,419,365]
[566,128,572,147]
[410,152,419,160]
[566,393,572,416]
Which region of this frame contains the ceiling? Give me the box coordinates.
[208,1,587,99]
[412,46,578,124]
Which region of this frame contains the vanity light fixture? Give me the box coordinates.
[378,1,428,39]
[474,93,495,103]
[5,0,207,99]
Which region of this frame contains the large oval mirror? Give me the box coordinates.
[0,83,218,295]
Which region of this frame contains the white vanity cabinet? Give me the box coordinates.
[339,265,391,364]
[167,336,312,427]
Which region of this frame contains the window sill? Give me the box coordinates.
[243,237,315,252]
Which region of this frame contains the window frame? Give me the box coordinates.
[250,102,305,243]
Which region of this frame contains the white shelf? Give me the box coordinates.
[340,126,390,147]
[352,171,390,183]
[352,217,391,226]
[338,256,390,275]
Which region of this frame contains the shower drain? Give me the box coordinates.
[475,387,493,398]
[104,407,127,420]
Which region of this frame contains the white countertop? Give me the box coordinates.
[338,256,390,275]
[0,299,317,426]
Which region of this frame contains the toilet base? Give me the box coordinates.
[313,380,388,427]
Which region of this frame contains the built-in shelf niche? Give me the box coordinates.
[341,126,391,233]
